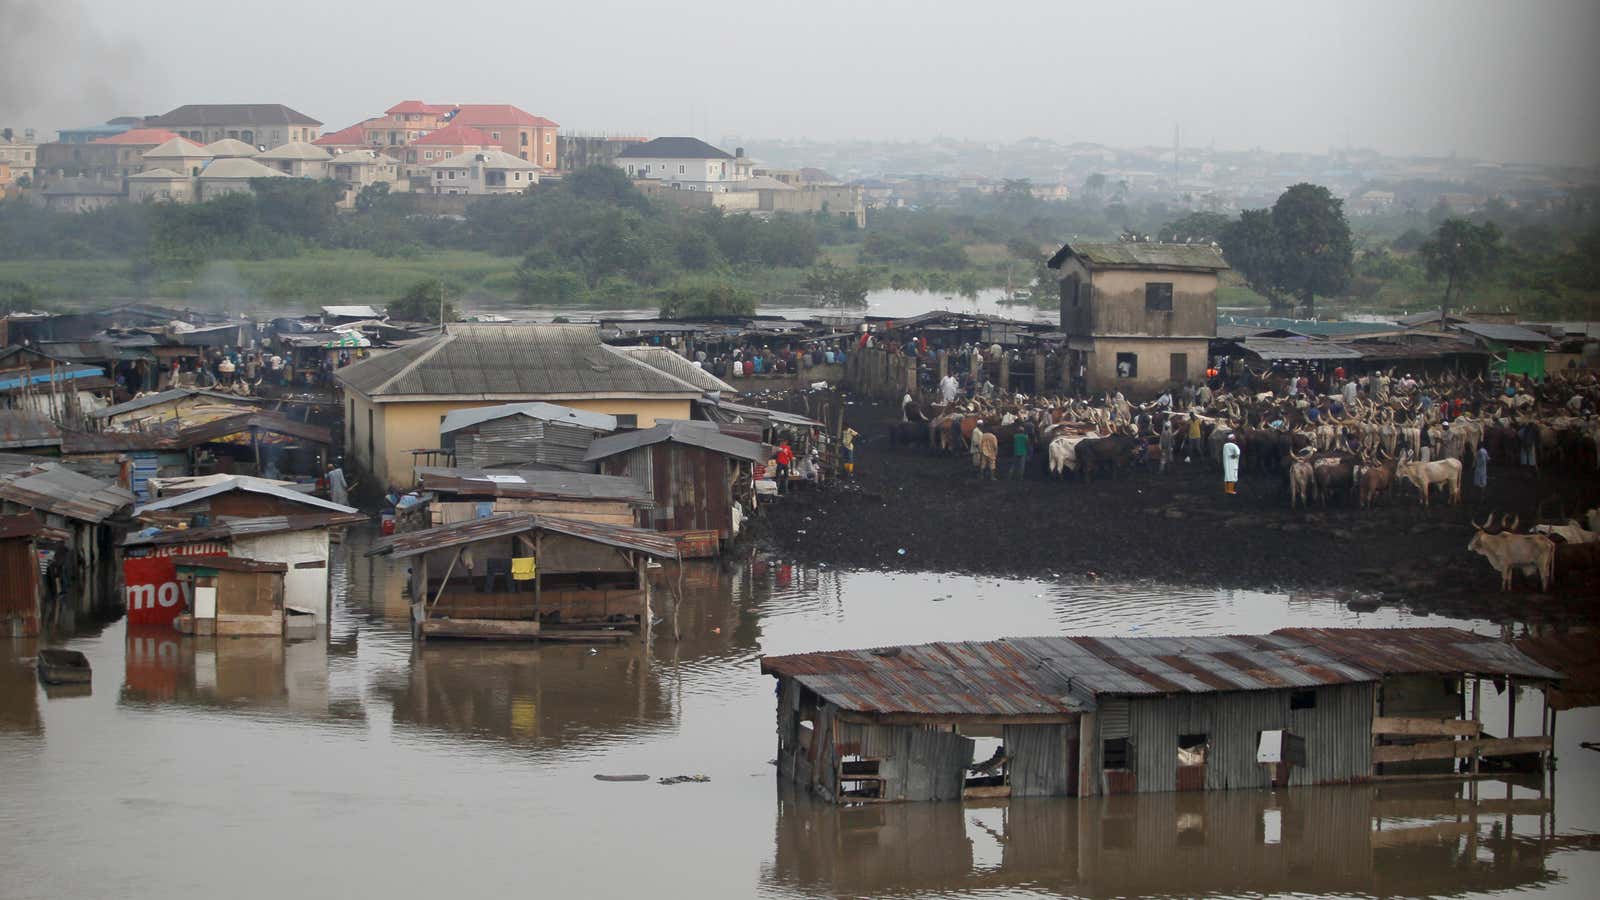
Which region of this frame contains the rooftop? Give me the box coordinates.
[89,388,262,420]
[254,141,331,162]
[1049,241,1230,272]
[385,100,457,116]
[90,128,188,146]
[366,513,679,560]
[449,103,558,129]
[134,474,356,516]
[201,138,260,158]
[415,467,652,504]
[198,157,286,180]
[610,346,736,393]
[585,419,766,464]
[617,137,735,161]
[1453,322,1556,345]
[334,324,705,401]
[412,123,492,147]
[146,104,321,127]
[426,149,539,170]
[142,137,210,158]
[0,463,134,524]
[440,401,617,435]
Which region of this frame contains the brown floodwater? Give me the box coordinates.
[2,530,1596,899]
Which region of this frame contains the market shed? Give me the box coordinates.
[762,628,1561,805]
[439,402,617,471]
[585,420,763,542]
[88,388,263,431]
[414,466,652,528]
[367,513,680,642]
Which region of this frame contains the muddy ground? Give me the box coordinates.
[756,393,1600,623]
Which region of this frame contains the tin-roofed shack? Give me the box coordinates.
[585,420,764,544]
[171,555,288,637]
[0,462,133,625]
[439,401,617,471]
[413,467,652,529]
[366,514,679,642]
[761,628,1559,804]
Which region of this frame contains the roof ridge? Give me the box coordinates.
[599,344,705,393]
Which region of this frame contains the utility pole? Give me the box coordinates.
[439,281,447,332]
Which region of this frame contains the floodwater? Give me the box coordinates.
[493,287,1058,324]
[2,532,1596,899]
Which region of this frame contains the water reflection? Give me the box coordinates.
[0,639,41,736]
[121,626,361,723]
[766,778,1564,898]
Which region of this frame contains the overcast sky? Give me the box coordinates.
[3,0,1597,165]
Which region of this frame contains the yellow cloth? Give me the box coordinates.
[511,557,537,580]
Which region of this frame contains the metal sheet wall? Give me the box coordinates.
[834,719,971,803]
[456,420,601,471]
[1004,724,1077,797]
[1097,683,1374,794]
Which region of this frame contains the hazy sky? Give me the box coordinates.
[4,0,1597,165]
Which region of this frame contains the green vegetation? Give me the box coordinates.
[389,277,461,323]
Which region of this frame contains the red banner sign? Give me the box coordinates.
[123,557,186,626]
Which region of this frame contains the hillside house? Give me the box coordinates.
[616,137,752,192]
[143,103,322,148]
[426,150,539,195]
[1048,242,1229,396]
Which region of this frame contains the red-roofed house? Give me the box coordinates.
[314,120,382,152]
[73,128,192,177]
[403,123,493,186]
[449,104,559,169]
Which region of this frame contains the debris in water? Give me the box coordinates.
[897,548,907,555]
[594,774,650,782]
[658,775,711,785]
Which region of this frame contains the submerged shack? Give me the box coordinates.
[760,628,1560,804]
[366,513,680,642]
[585,420,764,544]
[413,466,652,529]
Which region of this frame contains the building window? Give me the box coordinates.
[521,133,529,146]
[448,171,455,179]
[1169,352,1188,382]
[545,133,551,144]
[445,151,452,158]
[1116,353,1138,378]
[424,151,434,159]
[627,164,634,175]
[1145,282,1173,312]
[491,131,501,140]
[1103,738,1130,770]
[1289,689,1317,710]
[544,153,551,164]
[1178,733,1209,766]
[678,164,685,174]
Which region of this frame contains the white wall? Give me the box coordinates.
[614,156,744,191]
[233,529,331,623]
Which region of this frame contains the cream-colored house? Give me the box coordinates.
[0,133,37,184]
[197,157,287,200]
[335,324,705,488]
[129,168,195,203]
[425,149,539,195]
[255,141,331,178]
[325,149,401,206]
[142,137,212,176]
[144,103,321,147]
[1048,242,1229,397]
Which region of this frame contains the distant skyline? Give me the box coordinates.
[3,0,1598,167]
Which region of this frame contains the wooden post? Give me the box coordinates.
[1471,676,1482,777]
[533,530,542,615]
[998,353,1010,393]
[1507,676,1516,740]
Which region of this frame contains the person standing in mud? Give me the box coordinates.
[1009,428,1030,480]
[774,442,794,493]
[1222,433,1241,494]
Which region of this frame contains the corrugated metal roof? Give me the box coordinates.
[439,401,617,435]
[173,554,287,574]
[1050,241,1229,272]
[1275,627,1562,681]
[762,628,1562,717]
[89,388,262,420]
[0,514,43,540]
[584,420,766,463]
[0,463,134,524]
[366,513,680,560]
[1454,322,1555,345]
[122,512,367,547]
[134,475,357,516]
[415,467,652,503]
[1239,337,1364,361]
[611,346,736,393]
[335,324,705,400]
[697,398,825,428]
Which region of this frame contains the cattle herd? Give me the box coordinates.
[888,369,1600,592]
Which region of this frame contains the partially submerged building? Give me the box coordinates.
[439,402,617,471]
[761,628,1560,804]
[366,513,680,641]
[585,420,765,544]
[413,466,652,528]
[0,462,133,623]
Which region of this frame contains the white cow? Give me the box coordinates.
[1396,457,1462,506]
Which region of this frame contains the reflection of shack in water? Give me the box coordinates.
[121,626,359,721]
[387,641,673,748]
[766,778,1562,897]
[0,640,42,735]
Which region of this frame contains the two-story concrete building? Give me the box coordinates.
[254,141,332,178]
[1048,242,1229,396]
[426,150,539,195]
[144,104,322,148]
[615,137,752,192]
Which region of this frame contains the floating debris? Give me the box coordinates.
[658,774,711,785]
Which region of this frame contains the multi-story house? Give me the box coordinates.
[143,104,322,148]
[426,150,539,195]
[402,123,491,187]
[1048,242,1229,396]
[0,130,38,184]
[325,150,402,207]
[448,104,558,168]
[255,142,332,178]
[36,128,186,179]
[615,137,751,192]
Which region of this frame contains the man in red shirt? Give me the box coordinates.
[774,443,794,494]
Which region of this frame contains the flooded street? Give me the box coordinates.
[2,529,1596,899]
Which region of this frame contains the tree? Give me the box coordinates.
[1391,227,1427,253]
[657,280,755,318]
[388,278,460,323]
[1083,173,1107,198]
[1419,218,1502,320]
[1158,211,1232,243]
[1270,183,1353,317]
[1218,208,1285,312]
[802,262,873,309]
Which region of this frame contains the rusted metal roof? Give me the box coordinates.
[366,513,680,560]
[122,512,368,548]
[175,412,332,446]
[1514,632,1597,711]
[1276,627,1562,681]
[89,388,263,420]
[0,410,62,449]
[134,475,356,516]
[1048,241,1229,272]
[0,514,43,540]
[0,463,134,524]
[173,554,287,573]
[585,420,766,463]
[763,628,1563,718]
[416,467,652,504]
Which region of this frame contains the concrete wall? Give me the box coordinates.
[615,155,741,191]
[1079,336,1209,396]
